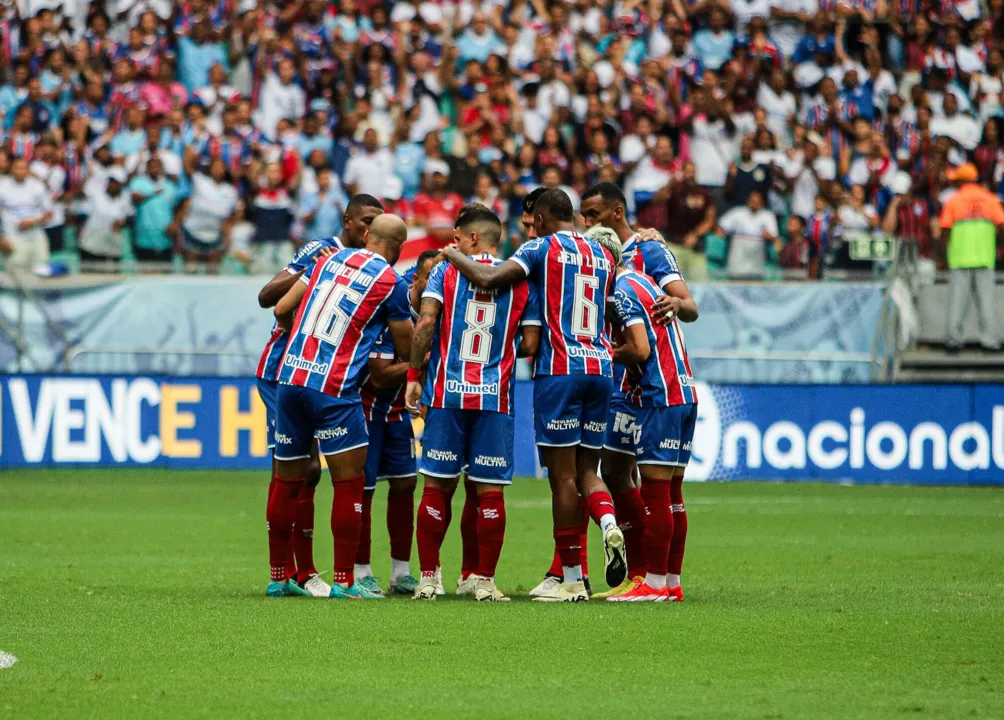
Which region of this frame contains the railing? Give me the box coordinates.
[0,267,75,372]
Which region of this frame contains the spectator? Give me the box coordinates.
[176,157,239,267]
[456,11,504,65]
[718,189,781,278]
[938,163,1003,352]
[28,135,66,253]
[413,159,465,242]
[693,7,736,72]
[0,156,52,268]
[77,168,133,266]
[250,162,295,274]
[392,124,426,201]
[297,167,348,241]
[664,161,716,282]
[177,20,229,92]
[344,128,394,198]
[727,136,773,208]
[129,157,179,264]
[256,57,306,141]
[686,88,739,213]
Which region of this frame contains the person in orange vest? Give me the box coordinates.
[938,163,1003,352]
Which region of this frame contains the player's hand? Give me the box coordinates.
[636,228,666,244]
[405,381,423,416]
[652,295,684,326]
[312,246,335,263]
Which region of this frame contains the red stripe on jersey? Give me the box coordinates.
[544,238,568,374]
[462,287,491,410]
[432,265,458,407]
[322,256,394,395]
[255,326,281,378]
[497,282,527,415]
[286,256,329,387]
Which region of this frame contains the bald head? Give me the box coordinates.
[365,214,409,265]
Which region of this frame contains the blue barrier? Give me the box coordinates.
[1,376,1001,485]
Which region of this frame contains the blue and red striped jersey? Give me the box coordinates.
[422,254,540,415]
[278,249,410,398]
[256,236,344,381]
[621,235,684,290]
[510,231,614,378]
[612,270,697,408]
[359,326,408,423]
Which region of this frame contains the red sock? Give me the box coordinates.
[294,484,317,584]
[355,489,373,566]
[475,490,506,578]
[585,490,616,526]
[668,478,688,577]
[330,474,365,586]
[546,549,562,577]
[578,498,590,577]
[640,481,673,576]
[416,485,448,574]
[553,524,581,568]
[614,486,647,578]
[443,484,456,531]
[387,486,414,562]
[266,475,303,581]
[460,480,480,579]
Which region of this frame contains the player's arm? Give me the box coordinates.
[405,297,442,413]
[654,280,700,325]
[443,247,525,290]
[258,267,304,308]
[613,323,650,365]
[366,357,409,389]
[274,280,308,332]
[518,326,541,357]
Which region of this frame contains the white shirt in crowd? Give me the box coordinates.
[0,176,52,237]
[78,183,134,258]
[343,147,394,198]
[690,117,737,187]
[619,133,657,166]
[756,84,798,146]
[847,157,898,188]
[769,0,817,59]
[837,203,878,234]
[784,153,836,219]
[255,73,307,140]
[624,156,674,217]
[731,0,771,34]
[183,173,239,243]
[719,205,779,277]
[30,160,67,227]
[930,113,982,151]
[536,80,571,124]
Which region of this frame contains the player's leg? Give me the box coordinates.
[316,398,382,599]
[592,449,646,599]
[610,404,691,602]
[667,403,698,602]
[576,376,626,589]
[354,418,383,594]
[413,407,465,600]
[468,410,514,602]
[266,384,313,597]
[532,376,589,602]
[383,419,419,595]
[294,444,329,596]
[456,474,480,595]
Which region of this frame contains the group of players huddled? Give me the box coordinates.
[254,182,698,603]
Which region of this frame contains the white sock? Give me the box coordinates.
[645,573,667,590]
[353,564,373,581]
[562,565,584,584]
[390,558,410,583]
[667,573,681,588]
[599,513,617,534]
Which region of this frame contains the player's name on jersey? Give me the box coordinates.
[331,264,376,288]
[557,249,612,271]
[445,379,499,395]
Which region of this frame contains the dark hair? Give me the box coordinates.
[581,182,627,208]
[415,249,440,274]
[535,189,574,222]
[346,194,384,215]
[458,202,490,218]
[455,207,503,247]
[522,186,546,215]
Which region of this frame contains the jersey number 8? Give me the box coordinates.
[300,281,363,346]
[459,300,496,364]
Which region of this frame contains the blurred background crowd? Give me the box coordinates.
[0,0,1003,280]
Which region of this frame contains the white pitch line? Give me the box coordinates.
[0,651,17,669]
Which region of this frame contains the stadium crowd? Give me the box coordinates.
[0,0,1003,279]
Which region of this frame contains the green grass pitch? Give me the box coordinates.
[1,470,1003,719]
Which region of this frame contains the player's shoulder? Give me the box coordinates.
[289,235,343,265]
